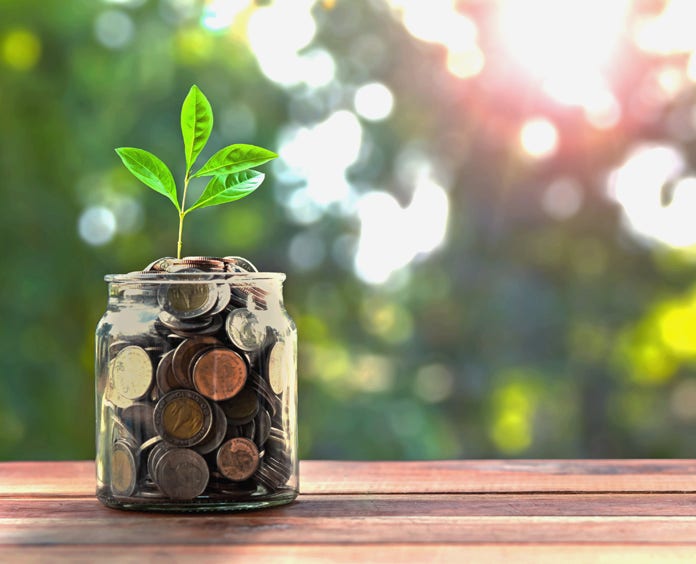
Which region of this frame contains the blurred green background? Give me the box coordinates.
[3,0,696,460]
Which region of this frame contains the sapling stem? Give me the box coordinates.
[177,174,191,259]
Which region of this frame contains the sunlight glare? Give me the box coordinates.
[608,144,696,248]
[354,171,449,285]
[519,118,559,159]
[388,0,482,80]
[633,0,696,55]
[246,1,317,87]
[278,110,363,211]
[201,0,250,31]
[354,82,394,122]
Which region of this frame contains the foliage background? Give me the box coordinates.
[2,0,696,460]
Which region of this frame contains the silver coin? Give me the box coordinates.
[222,256,258,272]
[143,257,176,272]
[155,448,209,500]
[207,283,231,316]
[254,408,272,446]
[267,339,293,396]
[225,308,267,352]
[194,401,227,455]
[120,402,156,440]
[111,346,153,401]
[158,311,215,331]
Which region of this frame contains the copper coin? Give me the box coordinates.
[153,389,212,447]
[216,437,260,481]
[220,388,259,425]
[192,348,248,401]
[156,349,178,393]
[111,441,137,497]
[172,336,220,390]
[111,345,153,400]
[155,448,209,500]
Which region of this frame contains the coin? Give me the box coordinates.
[153,389,213,447]
[158,311,214,332]
[222,256,258,272]
[172,336,221,390]
[111,345,153,400]
[267,339,293,395]
[147,441,171,480]
[220,388,259,425]
[143,257,176,272]
[177,257,225,271]
[192,347,248,401]
[120,402,157,440]
[155,349,178,394]
[248,370,279,417]
[255,408,272,446]
[111,441,137,497]
[169,314,223,338]
[225,308,267,352]
[206,283,231,316]
[216,437,260,481]
[158,282,218,319]
[155,448,209,500]
[226,418,256,441]
[194,401,227,455]
[138,435,162,456]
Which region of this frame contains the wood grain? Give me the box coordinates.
[1,460,695,562]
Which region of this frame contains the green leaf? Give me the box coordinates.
[189,170,265,211]
[181,85,213,174]
[191,144,277,178]
[115,147,180,211]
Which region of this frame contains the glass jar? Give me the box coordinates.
[95,271,298,512]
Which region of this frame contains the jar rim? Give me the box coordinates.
[104,272,286,283]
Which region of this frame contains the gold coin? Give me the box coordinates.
[111,442,136,497]
[168,284,209,312]
[153,390,213,447]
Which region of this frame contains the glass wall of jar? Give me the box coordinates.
[95,272,298,511]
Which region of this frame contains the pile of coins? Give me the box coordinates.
[103,256,294,502]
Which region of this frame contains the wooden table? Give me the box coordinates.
[2,460,696,562]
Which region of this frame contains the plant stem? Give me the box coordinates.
[177,174,191,259]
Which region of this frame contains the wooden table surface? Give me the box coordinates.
[2,460,696,562]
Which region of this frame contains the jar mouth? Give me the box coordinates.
[104,272,286,283]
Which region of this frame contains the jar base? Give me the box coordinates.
[97,487,298,513]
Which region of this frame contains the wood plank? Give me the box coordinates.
[2,510,696,545]
[3,460,696,497]
[0,462,94,497]
[3,493,696,519]
[1,544,696,564]
[301,460,696,494]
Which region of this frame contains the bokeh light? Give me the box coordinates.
[8,0,696,463]
[78,206,117,246]
[2,28,41,71]
[354,82,394,122]
[519,117,559,159]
